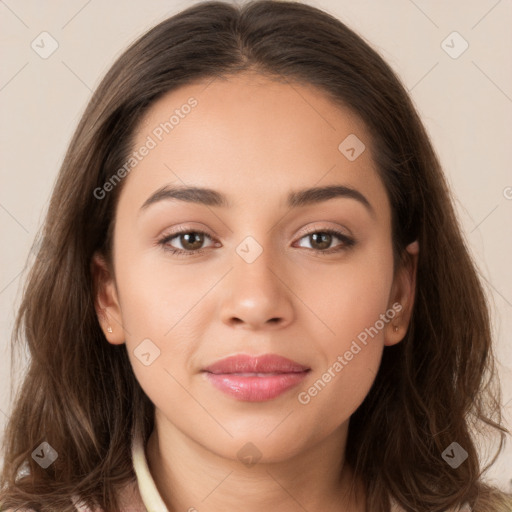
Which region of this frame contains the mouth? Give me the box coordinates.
[202,354,311,402]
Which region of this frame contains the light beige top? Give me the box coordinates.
[9,431,474,511]
[116,432,473,511]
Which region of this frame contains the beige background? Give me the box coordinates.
[1,0,511,491]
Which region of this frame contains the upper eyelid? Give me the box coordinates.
[161,225,349,238]
[295,222,352,239]
[160,228,216,245]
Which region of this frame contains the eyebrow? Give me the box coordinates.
[140,184,374,216]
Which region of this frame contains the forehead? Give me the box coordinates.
[124,72,389,215]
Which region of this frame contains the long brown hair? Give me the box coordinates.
[1,1,510,511]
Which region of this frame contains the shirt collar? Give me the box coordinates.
[131,429,170,512]
[130,430,472,512]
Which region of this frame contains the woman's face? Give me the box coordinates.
[96,72,417,463]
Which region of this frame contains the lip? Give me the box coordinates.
[202,354,310,402]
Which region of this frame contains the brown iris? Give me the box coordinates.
[179,232,205,251]
[309,232,332,250]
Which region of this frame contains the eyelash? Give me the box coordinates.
[158,228,356,257]
[157,226,356,258]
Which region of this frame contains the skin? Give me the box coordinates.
[94,72,419,512]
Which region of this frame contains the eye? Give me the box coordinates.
[295,229,355,253]
[157,226,355,258]
[158,228,217,257]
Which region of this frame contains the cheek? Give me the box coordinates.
[113,252,208,398]
[114,245,208,339]
[313,242,395,348]
[297,296,389,436]
[297,243,394,421]
[295,341,382,447]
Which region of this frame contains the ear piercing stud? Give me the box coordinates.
[393,325,399,332]
[107,326,113,333]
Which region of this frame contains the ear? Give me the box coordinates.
[384,240,419,346]
[91,252,125,345]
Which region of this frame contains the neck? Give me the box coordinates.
[145,413,365,512]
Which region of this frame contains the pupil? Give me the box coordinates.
[311,232,331,250]
[178,232,333,251]
[182,232,204,250]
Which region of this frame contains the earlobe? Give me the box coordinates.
[384,240,419,346]
[91,252,125,345]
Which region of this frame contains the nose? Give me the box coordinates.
[218,245,294,330]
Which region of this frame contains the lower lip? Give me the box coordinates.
[204,372,309,401]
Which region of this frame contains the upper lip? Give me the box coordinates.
[203,354,310,374]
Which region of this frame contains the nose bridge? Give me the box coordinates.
[219,235,293,329]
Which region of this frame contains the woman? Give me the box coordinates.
[1,1,510,511]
